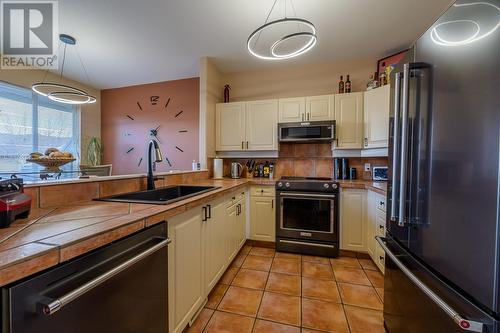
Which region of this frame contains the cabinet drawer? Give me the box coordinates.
[376,196,386,212]
[376,213,386,237]
[250,186,275,197]
[227,191,246,207]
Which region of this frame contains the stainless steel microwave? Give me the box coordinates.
[278,121,335,143]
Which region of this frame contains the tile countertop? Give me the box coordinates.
[0,178,249,287]
[0,177,386,287]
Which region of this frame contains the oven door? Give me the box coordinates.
[277,192,338,242]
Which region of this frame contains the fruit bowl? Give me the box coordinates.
[26,158,76,172]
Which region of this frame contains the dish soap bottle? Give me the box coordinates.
[263,161,270,178]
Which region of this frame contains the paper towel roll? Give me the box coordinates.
[213,158,223,179]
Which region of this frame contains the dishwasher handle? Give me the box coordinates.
[38,238,171,316]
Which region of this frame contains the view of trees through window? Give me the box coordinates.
[0,82,78,178]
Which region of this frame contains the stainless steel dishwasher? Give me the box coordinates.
[1,222,169,333]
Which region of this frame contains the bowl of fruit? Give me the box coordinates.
[27,148,76,172]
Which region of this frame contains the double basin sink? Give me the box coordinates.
[95,185,219,205]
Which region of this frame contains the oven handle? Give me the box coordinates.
[278,192,336,199]
[38,238,171,316]
[279,239,336,249]
[376,236,485,332]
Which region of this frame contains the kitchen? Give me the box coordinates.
[0,0,498,333]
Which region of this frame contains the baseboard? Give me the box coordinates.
[339,249,371,259]
[245,239,276,249]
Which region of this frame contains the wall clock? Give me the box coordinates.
[124,95,189,169]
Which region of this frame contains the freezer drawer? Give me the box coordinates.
[380,235,498,333]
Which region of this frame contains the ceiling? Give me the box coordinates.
[57,0,453,89]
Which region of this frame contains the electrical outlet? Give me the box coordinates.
[364,163,371,172]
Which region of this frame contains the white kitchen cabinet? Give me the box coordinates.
[364,85,390,148]
[168,206,205,333]
[216,100,278,151]
[366,189,387,274]
[246,99,278,150]
[306,94,334,121]
[250,186,276,242]
[334,92,364,149]
[216,102,246,151]
[204,196,229,293]
[227,191,247,262]
[340,188,367,251]
[279,97,305,123]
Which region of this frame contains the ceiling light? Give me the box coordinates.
[32,34,96,105]
[247,0,317,60]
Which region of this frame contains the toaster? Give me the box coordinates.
[372,166,388,181]
[0,179,32,228]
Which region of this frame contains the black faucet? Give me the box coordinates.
[147,139,163,190]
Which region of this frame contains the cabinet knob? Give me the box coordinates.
[379,225,385,229]
[379,256,384,261]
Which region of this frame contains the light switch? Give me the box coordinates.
[364,163,371,172]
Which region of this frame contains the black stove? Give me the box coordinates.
[275,176,339,257]
[276,177,339,193]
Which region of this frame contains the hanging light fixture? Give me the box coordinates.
[32,34,96,105]
[247,0,317,60]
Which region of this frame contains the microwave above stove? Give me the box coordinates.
[278,121,335,143]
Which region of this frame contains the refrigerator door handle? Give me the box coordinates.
[390,71,402,222]
[375,236,485,333]
[398,63,410,226]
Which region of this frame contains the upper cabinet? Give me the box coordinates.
[216,100,278,151]
[216,102,246,151]
[279,97,305,123]
[363,85,390,149]
[334,92,364,149]
[279,95,334,123]
[246,100,278,150]
[306,95,334,122]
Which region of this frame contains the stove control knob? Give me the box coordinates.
[285,182,290,188]
[332,183,338,189]
[277,182,283,188]
[323,183,330,189]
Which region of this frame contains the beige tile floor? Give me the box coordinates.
[185,245,385,333]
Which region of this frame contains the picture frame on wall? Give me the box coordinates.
[377,49,409,75]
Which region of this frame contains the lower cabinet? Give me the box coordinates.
[340,189,367,252]
[168,190,247,333]
[250,186,276,242]
[168,206,205,333]
[366,190,386,273]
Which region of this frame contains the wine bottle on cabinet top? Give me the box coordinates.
[338,75,344,94]
[345,75,351,93]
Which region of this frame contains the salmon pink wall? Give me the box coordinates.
[101,78,199,175]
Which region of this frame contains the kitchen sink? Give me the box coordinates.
[95,185,219,205]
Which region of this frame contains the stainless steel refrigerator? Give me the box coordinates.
[379,0,500,332]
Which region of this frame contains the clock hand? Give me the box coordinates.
[154,134,161,144]
[155,125,161,131]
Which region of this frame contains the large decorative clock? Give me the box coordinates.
[100,78,199,175]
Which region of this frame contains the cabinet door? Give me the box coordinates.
[250,196,276,242]
[245,99,278,150]
[334,93,364,149]
[168,207,204,333]
[236,199,247,251]
[216,102,246,151]
[204,197,228,292]
[279,97,305,123]
[306,95,334,121]
[364,85,390,148]
[340,189,367,251]
[366,190,377,258]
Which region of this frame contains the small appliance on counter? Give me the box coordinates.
[349,167,357,180]
[372,166,388,181]
[334,158,349,180]
[213,158,223,179]
[0,179,31,228]
[230,162,243,179]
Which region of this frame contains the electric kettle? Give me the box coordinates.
[230,162,243,179]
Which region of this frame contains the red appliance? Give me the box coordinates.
[0,179,31,228]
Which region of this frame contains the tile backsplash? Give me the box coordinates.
[217,143,388,180]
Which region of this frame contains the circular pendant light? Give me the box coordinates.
[247,0,317,60]
[32,34,97,105]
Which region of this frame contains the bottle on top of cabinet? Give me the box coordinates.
[338,75,345,94]
[345,75,352,93]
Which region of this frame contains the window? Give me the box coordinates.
[0,81,79,177]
